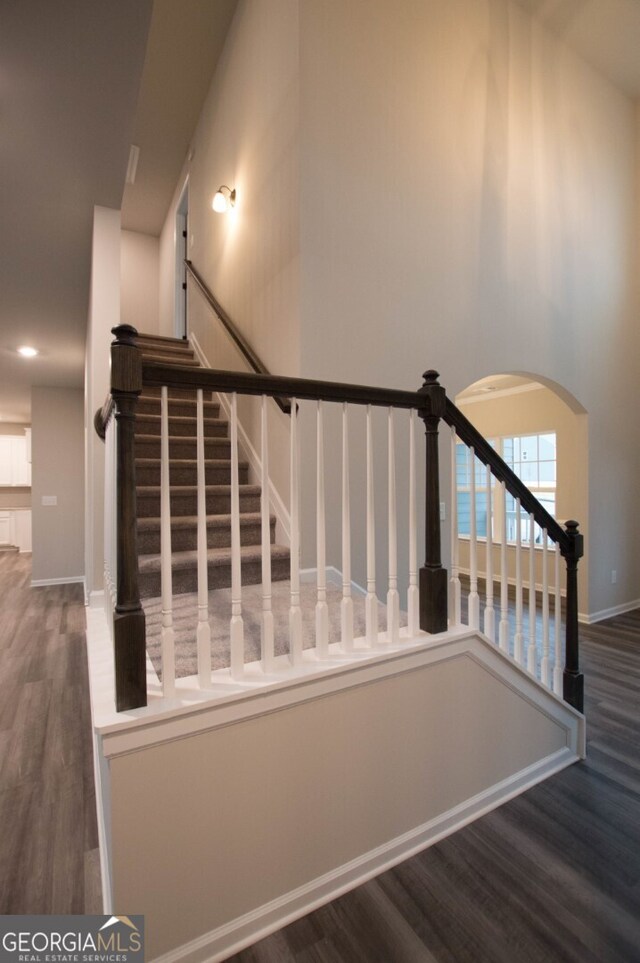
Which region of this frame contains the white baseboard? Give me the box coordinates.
[580,597,640,624]
[149,745,577,963]
[31,575,85,588]
[190,332,291,544]
[300,566,367,598]
[457,567,566,600]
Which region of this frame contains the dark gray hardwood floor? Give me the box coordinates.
[0,552,101,913]
[226,611,640,963]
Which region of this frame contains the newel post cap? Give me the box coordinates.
[564,519,584,560]
[418,369,446,418]
[110,325,142,394]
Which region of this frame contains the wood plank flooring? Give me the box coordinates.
[227,611,640,963]
[0,552,101,913]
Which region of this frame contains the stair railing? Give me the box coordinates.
[184,259,291,414]
[444,400,584,712]
[95,325,583,715]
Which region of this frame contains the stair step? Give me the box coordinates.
[135,334,190,348]
[137,511,273,554]
[136,484,262,517]
[137,396,220,418]
[137,341,194,358]
[141,353,201,367]
[138,543,291,598]
[135,435,232,459]
[135,413,228,438]
[140,386,211,401]
[136,457,249,486]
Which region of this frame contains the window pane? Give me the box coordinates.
[538,461,556,484]
[520,435,537,462]
[520,462,538,484]
[539,434,556,460]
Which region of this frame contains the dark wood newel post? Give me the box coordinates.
[563,519,584,714]
[111,324,147,710]
[418,370,448,633]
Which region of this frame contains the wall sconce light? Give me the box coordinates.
[212,185,236,213]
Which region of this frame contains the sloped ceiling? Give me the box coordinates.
[515,0,640,97]
[0,0,237,424]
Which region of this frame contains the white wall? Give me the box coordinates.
[297,0,639,617]
[85,206,121,603]
[155,0,640,618]
[32,387,84,582]
[158,0,300,377]
[120,230,159,334]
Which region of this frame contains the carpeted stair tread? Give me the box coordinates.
[137,397,220,417]
[135,413,228,437]
[135,457,248,487]
[137,511,272,532]
[139,542,289,573]
[137,483,261,497]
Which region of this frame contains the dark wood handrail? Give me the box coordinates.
[443,397,571,555]
[184,259,291,415]
[141,360,428,412]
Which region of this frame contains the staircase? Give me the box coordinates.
[134,333,290,599]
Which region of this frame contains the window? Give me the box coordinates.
[456,432,556,545]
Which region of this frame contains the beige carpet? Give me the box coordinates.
[143,580,406,679]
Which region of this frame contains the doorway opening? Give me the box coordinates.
[174,180,189,339]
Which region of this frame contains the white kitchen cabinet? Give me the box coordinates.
[0,438,13,486]
[0,434,31,487]
[0,512,10,545]
[11,510,32,552]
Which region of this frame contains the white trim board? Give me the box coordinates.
[31,575,85,588]
[580,597,640,624]
[189,333,291,543]
[300,565,367,598]
[149,746,578,963]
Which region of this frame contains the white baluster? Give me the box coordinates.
[289,398,303,664]
[553,543,563,696]
[541,533,550,687]
[527,513,537,675]
[316,401,329,657]
[468,447,480,629]
[341,403,354,652]
[160,386,175,697]
[196,389,211,688]
[387,408,400,644]
[365,405,379,647]
[513,498,523,664]
[229,392,244,679]
[483,464,495,641]
[450,427,462,625]
[407,409,419,637]
[499,481,509,651]
[260,395,275,673]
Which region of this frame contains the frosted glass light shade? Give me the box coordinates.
[212,185,236,213]
[212,191,228,213]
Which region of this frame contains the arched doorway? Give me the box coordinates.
[454,373,589,614]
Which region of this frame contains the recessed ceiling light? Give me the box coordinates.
[17,345,38,357]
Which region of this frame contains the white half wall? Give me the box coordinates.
[85,206,121,601]
[96,630,582,961]
[31,386,84,583]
